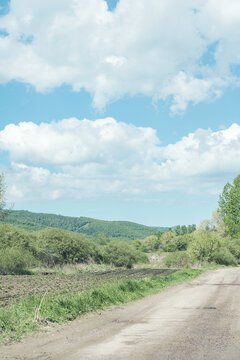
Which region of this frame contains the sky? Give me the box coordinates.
[0,0,240,227]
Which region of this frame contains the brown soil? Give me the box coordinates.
[0,268,174,306]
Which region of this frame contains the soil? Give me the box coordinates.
[0,268,174,306]
[1,267,240,359]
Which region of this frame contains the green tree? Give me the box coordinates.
[189,233,221,263]
[161,231,177,251]
[219,175,240,237]
[187,224,196,234]
[180,225,187,235]
[174,225,181,235]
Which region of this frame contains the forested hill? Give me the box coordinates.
[0,210,168,240]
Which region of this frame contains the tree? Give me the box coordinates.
[172,224,196,235]
[187,224,196,234]
[0,173,10,219]
[219,175,240,237]
[189,233,221,263]
[174,225,181,235]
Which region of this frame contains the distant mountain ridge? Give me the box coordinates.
[0,210,168,240]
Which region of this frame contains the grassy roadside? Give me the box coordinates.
[0,269,203,342]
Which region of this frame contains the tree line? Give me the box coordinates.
[0,223,151,274]
[130,174,240,267]
[1,174,240,273]
[0,210,167,240]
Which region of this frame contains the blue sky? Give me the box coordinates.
[0,0,240,226]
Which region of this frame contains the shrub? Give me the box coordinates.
[103,241,148,268]
[163,251,191,268]
[93,232,111,245]
[213,247,238,266]
[175,236,189,251]
[162,234,190,252]
[0,247,36,274]
[188,232,221,263]
[0,224,36,254]
[143,235,163,252]
[227,238,240,262]
[133,235,163,253]
[164,242,178,252]
[134,251,149,265]
[36,228,98,266]
[161,231,177,248]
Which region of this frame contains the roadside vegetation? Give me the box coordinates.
[0,269,202,342]
[0,268,174,307]
[132,175,240,268]
[0,174,240,342]
[0,224,150,274]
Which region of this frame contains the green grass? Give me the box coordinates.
[0,269,203,342]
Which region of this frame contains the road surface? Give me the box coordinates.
[1,267,240,360]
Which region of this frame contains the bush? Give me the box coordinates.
[143,235,163,252]
[164,242,178,252]
[213,247,238,266]
[134,251,150,265]
[188,232,221,263]
[0,247,36,274]
[162,234,190,252]
[36,228,99,266]
[161,231,177,249]
[133,235,163,253]
[175,236,189,251]
[0,224,36,254]
[163,251,191,268]
[103,241,148,268]
[228,238,240,262]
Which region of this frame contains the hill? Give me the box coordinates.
[0,210,168,240]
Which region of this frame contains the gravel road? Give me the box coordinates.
[1,267,240,360]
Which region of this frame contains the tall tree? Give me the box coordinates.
[219,175,240,237]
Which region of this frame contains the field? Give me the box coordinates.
[0,268,175,307]
[0,268,203,342]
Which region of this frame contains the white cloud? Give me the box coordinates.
[0,0,240,111]
[160,72,226,113]
[1,118,240,201]
[160,124,240,178]
[0,117,160,165]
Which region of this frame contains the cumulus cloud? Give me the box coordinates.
[1,118,240,201]
[0,118,160,165]
[0,0,240,111]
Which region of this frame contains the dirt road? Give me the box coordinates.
[1,267,240,360]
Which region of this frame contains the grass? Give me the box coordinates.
[31,263,117,275]
[0,269,175,307]
[0,269,203,342]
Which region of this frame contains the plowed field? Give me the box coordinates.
[0,268,175,306]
